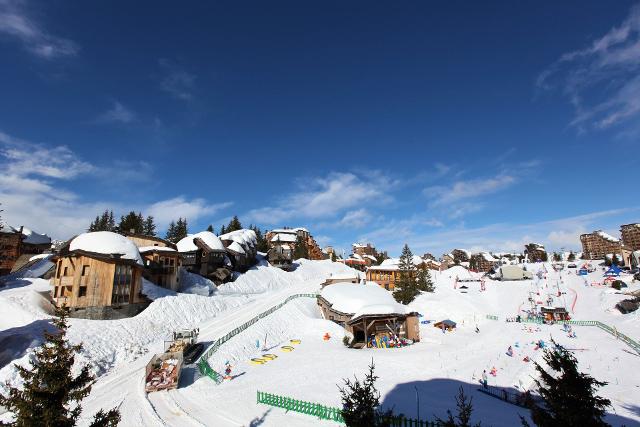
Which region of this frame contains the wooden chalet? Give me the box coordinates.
[365,255,427,290]
[121,232,182,291]
[0,226,23,275]
[317,283,419,348]
[219,229,258,272]
[51,232,147,319]
[265,227,324,260]
[176,231,229,282]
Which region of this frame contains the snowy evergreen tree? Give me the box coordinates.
[219,224,226,235]
[338,361,391,427]
[88,210,116,232]
[416,268,435,292]
[435,386,481,427]
[0,306,120,427]
[165,221,177,242]
[143,216,156,236]
[567,251,576,262]
[206,224,214,233]
[522,342,611,427]
[226,216,243,233]
[393,244,419,304]
[173,218,188,242]
[250,225,268,252]
[117,211,144,234]
[552,252,561,262]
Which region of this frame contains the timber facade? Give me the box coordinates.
[580,231,622,260]
[0,228,22,275]
[621,224,640,251]
[51,250,147,319]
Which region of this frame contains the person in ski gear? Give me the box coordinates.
[481,370,488,389]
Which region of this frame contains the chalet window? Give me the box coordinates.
[63,266,68,276]
[57,262,62,278]
[82,265,90,276]
[78,286,87,297]
[111,264,133,305]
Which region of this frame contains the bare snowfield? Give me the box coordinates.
[1,259,639,426]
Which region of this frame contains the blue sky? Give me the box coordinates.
[0,0,638,256]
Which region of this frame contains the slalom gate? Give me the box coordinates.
[256,391,438,426]
[197,293,319,384]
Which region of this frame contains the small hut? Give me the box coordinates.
[433,319,457,331]
[51,232,147,319]
[540,307,570,321]
[317,283,419,348]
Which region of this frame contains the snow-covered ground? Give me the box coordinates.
[1,260,639,426]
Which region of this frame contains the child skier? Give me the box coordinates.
[224,361,232,380]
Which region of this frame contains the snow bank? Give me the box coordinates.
[70,232,143,266]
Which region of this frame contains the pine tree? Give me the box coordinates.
[552,253,561,262]
[165,221,177,242]
[143,216,156,236]
[393,244,419,304]
[416,268,435,292]
[88,215,100,232]
[107,211,115,231]
[226,216,242,233]
[567,251,576,262]
[338,361,391,427]
[523,341,611,427]
[88,210,116,232]
[293,235,309,259]
[174,218,188,242]
[206,224,214,233]
[250,225,268,252]
[0,306,121,426]
[435,386,481,427]
[117,211,144,234]
[219,224,226,235]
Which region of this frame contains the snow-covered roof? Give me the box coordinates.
[219,229,257,247]
[480,252,497,262]
[320,282,409,319]
[70,232,143,266]
[227,241,246,255]
[177,231,225,253]
[595,230,619,243]
[22,228,51,245]
[270,233,297,243]
[270,227,308,234]
[363,254,377,261]
[138,246,177,253]
[9,226,51,245]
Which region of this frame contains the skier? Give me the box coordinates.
[507,345,514,357]
[481,370,488,389]
[475,325,480,333]
[224,361,232,380]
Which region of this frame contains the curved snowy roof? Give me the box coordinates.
[320,282,409,317]
[177,231,225,252]
[227,241,246,255]
[220,229,257,247]
[10,226,51,245]
[70,232,143,265]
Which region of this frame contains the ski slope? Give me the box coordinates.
[1,260,639,426]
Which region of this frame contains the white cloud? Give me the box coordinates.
[425,174,516,206]
[0,0,78,59]
[337,209,371,228]
[146,197,233,230]
[245,171,394,225]
[95,101,136,124]
[0,130,231,239]
[538,4,640,132]
[159,59,196,100]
